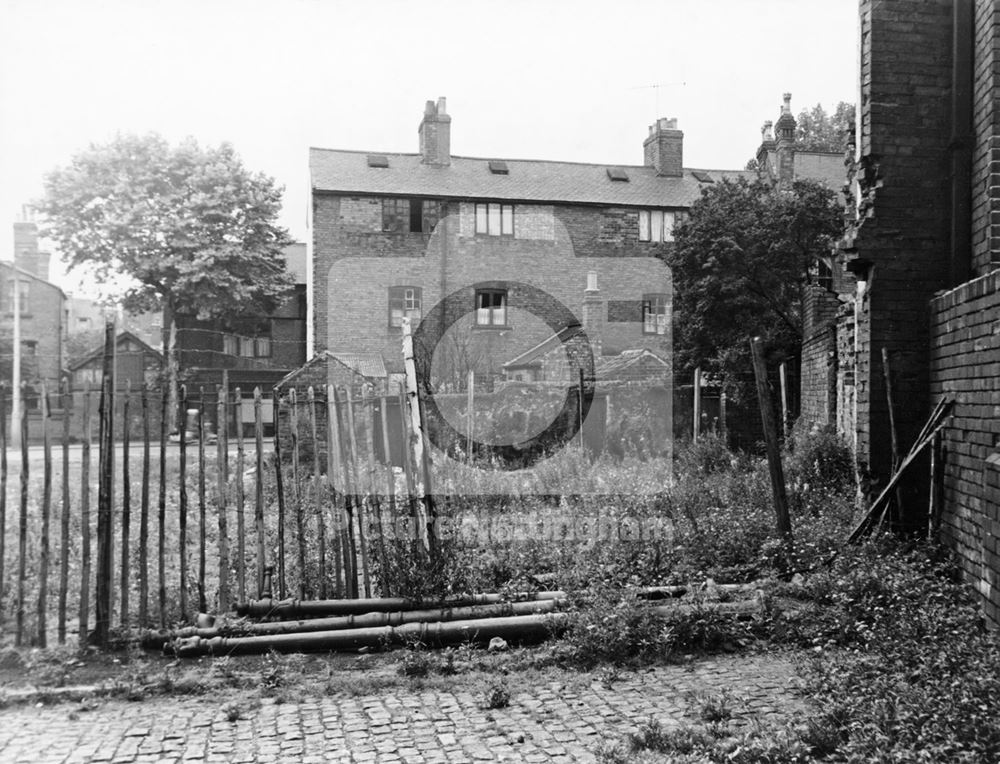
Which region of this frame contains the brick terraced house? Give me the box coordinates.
[309,98,745,390]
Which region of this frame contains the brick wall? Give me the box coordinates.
[971,0,1000,274]
[313,196,673,382]
[849,0,954,522]
[0,264,64,384]
[799,328,835,427]
[929,268,1000,624]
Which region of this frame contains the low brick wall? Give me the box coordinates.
[929,268,1000,625]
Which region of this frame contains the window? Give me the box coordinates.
[388,286,422,329]
[475,203,514,236]
[475,289,507,326]
[638,210,678,242]
[643,293,669,335]
[239,336,255,357]
[5,279,29,314]
[382,198,440,233]
[255,336,272,357]
[223,334,238,355]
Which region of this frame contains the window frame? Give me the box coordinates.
[642,293,670,335]
[474,202,514,237]
[474,288,508,327]
[382,197,440,234]
[638,209,679,243]
[388,285,423,330]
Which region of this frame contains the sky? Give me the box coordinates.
[0,0,858,297]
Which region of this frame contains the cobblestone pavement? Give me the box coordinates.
[0,654,805,763]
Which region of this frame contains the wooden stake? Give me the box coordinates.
[178,385,189,622]
[272,389,287,599]
[308,387,326,598]
[94,319,115,648]
[345,386,371,598]
[881,347,904,523]
[16,383,28,646]
[78,384,92,647]
[289,388,306,598]
[362,391,387,595]
[120,381,131,629]
[719,391,728,443]
[466,370,474,461]
[197,388,207,613]
[331,386,357,598]
[58,381,71,643]
[750,337,792,543]
[379,394,398,541]
[234,387,246,605]
[401,317,434,553]
[0,384,6,628]
[38,382,52,647]
[157,385,168,627]
[325,385,346,598]
[779,362,790,438]
[139,385,150,627]
[216,385,230,614]
[253,388,265,597]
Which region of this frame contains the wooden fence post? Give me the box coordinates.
[750,337,792,543]
[779,362,790,438]
[325,385,347,598]
[16,382,28,646]
[234,387,246,605]
[253,388,265,597]
[0,384,6,628]
[272,388,287,599]
[216,385,230,614]
[178,385,189,622]
[401,317,434,554]
[139,385,150,627]
[308,387,326,598]
[197,389,207,613]
[38,382,52,647]
[157,385,168,628]
[94,318,116,648]
[120,381,131,629]
[289,388,306,598]
[330,386,357,598]
[344,386,371,598]
[58,381,71,642]
[78,385,92,646]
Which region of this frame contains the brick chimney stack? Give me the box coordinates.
[643,117,683,177]
[13,218,49,281]
[419,97,451,166]
[774,93,797,187]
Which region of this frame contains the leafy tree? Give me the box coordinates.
[36,134,294,421]
[795,102,855,153]
[668,177,842,404]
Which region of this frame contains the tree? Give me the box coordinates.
[795,102,855,153]
[37,134,294,422]
[668,177,842,404]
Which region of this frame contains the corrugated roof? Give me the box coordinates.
[310,148,750,208]
[596,348,669,378]
[327,351,388,379]
[502,325,583,369]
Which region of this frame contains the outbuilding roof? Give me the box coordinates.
[310,148,749,209]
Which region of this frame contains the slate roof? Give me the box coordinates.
[596,348,669,378]
[502,325,584,369]
[327,351,388,379]
[69,330,162,372]
[310,148,750,209]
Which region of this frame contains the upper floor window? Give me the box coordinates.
[475,203,514,236]
[382,198,440,233]
[643,293,669,335]
[388,286,422,329]
[475,289,507,326]
[638,210,678,243]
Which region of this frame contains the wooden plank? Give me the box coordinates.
[178,385,189,622]
[139,385,150,627]
[272,389,287,599]
[401,318,435,553]
[779,362,789,438]
[216,385,230,614]
[253,388,265,597]
[234,387,246,605]
[289,388,306,599]
[379,394,398,545]
[362,390,386,595]
[397,384,417,537]
[331,386,357,598]
[58,381,71,642]
[750,337,792,542]
[308,387,327,599]
[37,382,52,647]
[78,385,92,646]
[120,381,131,629]
[197,388,207,614]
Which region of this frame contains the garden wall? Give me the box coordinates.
[929,268,1000,625]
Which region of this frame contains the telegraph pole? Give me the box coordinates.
[11,270,20,449]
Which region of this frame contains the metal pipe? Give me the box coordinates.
[141,598,562,648]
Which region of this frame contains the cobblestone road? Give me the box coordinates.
[0,654,805,763]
